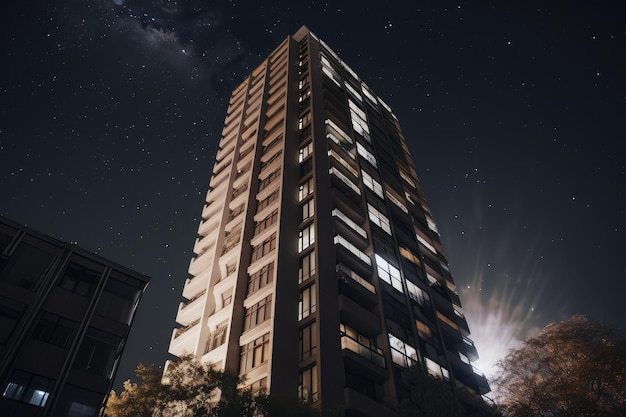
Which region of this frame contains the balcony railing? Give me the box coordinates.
[173,319,200,339]
[336,263,375,294]
[340,334,385,368]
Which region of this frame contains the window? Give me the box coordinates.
[0,238,58,290]
[95,274,142,324]
[406,281,430,306]
[298,365,318,403]
[298,285,317,321]
[59,260,102,297]
[257,189,279,212]
[325,119,354,150]
[386,189,408,213]
[299,321,317,360]
[399,246,420,266]
[0,296,26,344]
[258,169,281,193]
[32,312,74,347]
[340,323,383,364]
[416,320,432,340]
[240,333,270,372]
[368,204,392,235]
[53,384,102,417]
[299,251,316,283]
[206,323,227,353]
[425,357,450,380]
[356,143,377,166]
[399,169,416,187]
[243,295,272,331]
[375,254,403,293]
[247,263,274,295]
[251,234,276,262]
[298,112,311,130]
[249,377,267,392]
[388,334,418,368]
[254,209,279,235]
[301,199,315,222]
[298,224,315,253]
[298,142,313,162]
[2,369,53,407]
[362,170,383,198]
[73,327,123,378]
[298,178,313,201]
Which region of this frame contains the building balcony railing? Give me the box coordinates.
[340,334,385,368]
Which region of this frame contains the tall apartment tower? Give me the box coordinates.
[168,27,489,416]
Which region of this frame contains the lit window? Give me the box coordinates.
[356,143,376,166]
[298,224,315,252]
[299,251,316,283]
[298,142,313,162]
[399,247,420,266]
[426,215,439,234]
[349,99,370,141]
[361,84,378,104]
[298,365,318,403]
[301,199,315,221]
[298,285,317,320]
[298,178,313,201]
[2,370,53,407]
[388,334,418,368]
[344,82,363,102]
[459,352,470,364]
[375,254,402,292]
[425,357,449,380]
[362,170,383,198]
[298,112,311,130]
[368,204,392,235]
[406,281,429,306]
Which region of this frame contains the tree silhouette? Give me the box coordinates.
[105,355,320,417]
[494,315,626,417]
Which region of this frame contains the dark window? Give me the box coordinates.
[54,384,102,417]
[243,295,272,331]
[0,238,58,290]
[299,321,317,361]
[240,333,270,372]
[59,260,102,297]
[95,274,142,324]
[73,327,122,378]
[258,169,281,193]
[251,234,276,262]
[0,296,26,344]
[32,311,74,347]
[346,371,378,400]
[2,369,53,407]
[247,263,274,295]
[254,210,279,235]
[257,189,280,213]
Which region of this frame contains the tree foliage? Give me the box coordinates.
[399,366,501,417]
[494,315,626,417]
[105,355,320,417]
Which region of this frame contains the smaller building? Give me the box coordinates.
[0,217,150,417]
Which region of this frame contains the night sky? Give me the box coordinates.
[2,0,625,387]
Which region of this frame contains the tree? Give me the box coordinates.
[399,366,501,417]
[493,315,626,417]
[105,355,320,417]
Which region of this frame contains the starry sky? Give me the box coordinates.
[2,0,625,386]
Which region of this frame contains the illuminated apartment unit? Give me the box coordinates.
[168,26,489,416]
[0,217,150,417]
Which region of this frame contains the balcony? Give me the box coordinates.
[169,319,201,357]
[176,290,207,326]
[182,270,210,300]
[344,388,394,417]
[337,264,377,308]
[339,295,380,337]
[340,335,386,381]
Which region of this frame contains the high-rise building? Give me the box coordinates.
[0,217,150,417]
[168,27,489,416]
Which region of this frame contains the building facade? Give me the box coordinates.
[0,217,150,417]
[168,27,489,416]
